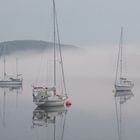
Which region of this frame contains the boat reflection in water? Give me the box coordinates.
[114,90,133,140]
[0,85,22,127]
[32,106,68,140]
[114,90,133,104]
[0,84,22,91]
[32,106,67,127]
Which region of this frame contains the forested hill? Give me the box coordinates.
[0,40,79,55]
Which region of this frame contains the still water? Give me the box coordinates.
[0,47,139,140]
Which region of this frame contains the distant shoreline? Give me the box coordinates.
[0,40,79,55]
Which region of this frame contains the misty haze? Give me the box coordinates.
[0,43,139,140]
[0,0,139,140]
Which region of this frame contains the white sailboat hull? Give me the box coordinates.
[115,84,133,91]
[34,99,66,107]
[36,106,66,112]
[0,80,22,85]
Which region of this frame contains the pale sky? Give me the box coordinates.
[0,0,140,46]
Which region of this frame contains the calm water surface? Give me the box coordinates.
[0,48,139,140]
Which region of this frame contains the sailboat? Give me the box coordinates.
[114,27,134,92]
[0,47,23,86]
[32,0,68,107]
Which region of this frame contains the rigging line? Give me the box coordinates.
[45,53,50,85]
[61,77,64,95]
[16,57,18,77]
[54,5,68,97]
[120,27,123,79]
[114,97,121,140]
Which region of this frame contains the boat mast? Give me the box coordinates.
[53,1,68,97]
[52,0,68,97]
[53,0,56,95]
[115,27,123,84]
[16,57,18,78]
[120,27,123,80]
[3,46,6,80]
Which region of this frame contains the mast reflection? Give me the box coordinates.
[114,90,133,140]
[0,85,22,127]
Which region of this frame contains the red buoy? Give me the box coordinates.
[66,100,72,107]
